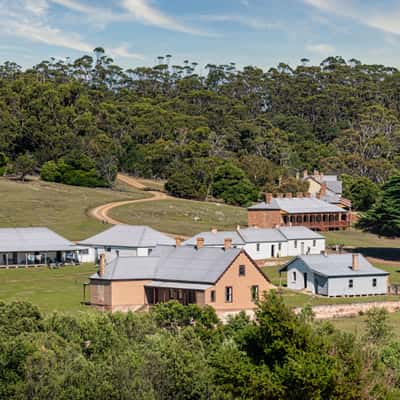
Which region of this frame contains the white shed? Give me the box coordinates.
[280,253,388,297]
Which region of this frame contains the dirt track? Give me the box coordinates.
[89,173,170,225]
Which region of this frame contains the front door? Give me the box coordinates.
[304,272,308,289]
[271,245,275,258]
[301,242,305,255]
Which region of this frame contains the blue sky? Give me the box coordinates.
[1,0,400,70]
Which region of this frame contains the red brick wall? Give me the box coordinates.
[248,210,282,228]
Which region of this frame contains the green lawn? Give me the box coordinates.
[325,230,400,261]
[330,312,400,338]
[0,178,149,241]
[0,264,97,313]
[110,199,248,236]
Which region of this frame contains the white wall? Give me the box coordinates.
[328,276,388,296]
[286,260,316,292]
[244,241,288,260]
[286,238,325,256]
[76,247,96,263]
[89,246,157,263]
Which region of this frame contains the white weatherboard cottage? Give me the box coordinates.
[183,226,325,260]
[0,227,79,267]
[78,225,175,263]
[281,253,388,297]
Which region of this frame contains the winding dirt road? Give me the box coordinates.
[89,173,171,225]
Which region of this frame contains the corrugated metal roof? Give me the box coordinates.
[79,225,175,248]
[182,231,244,246]
[145,281,212,290]
[248,197,344,213]
[0,227,75,252]
[283,254,388,277]
[326,180,342,195]
[278,227,324,240]
[238,227,286,243]
[91,245,242,284]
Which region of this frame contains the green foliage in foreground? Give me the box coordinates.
[1,293,399,399]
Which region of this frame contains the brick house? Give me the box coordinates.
[89,238,274,314]
[248,193,351,231]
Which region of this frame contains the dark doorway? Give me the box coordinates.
[304,272,308,289]
[271,245,275,258]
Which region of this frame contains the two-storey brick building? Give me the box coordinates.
[248,193,351,231]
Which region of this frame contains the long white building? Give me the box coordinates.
[183,226,325,260]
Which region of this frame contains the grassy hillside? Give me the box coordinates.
[0,264,96,313]
[0,178,149,241]
[109,198,248,236]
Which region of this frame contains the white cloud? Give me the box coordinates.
[200,15,281,31]
[306,43,335,54]
[121,0,208,36]
[24,0,49,16]
[303,0,400,35]
[0,0,145,59]
[110,45,145,60]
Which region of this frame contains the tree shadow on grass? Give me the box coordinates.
[350,247,400,262]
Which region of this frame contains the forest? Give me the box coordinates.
[0,49,399,206]
[1,293,400,400]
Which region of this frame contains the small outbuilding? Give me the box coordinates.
[280,253,389,297]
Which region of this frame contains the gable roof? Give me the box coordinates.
[79,225,175,248]
[183,226,324,246]
[0,227,75,252]
[237,227,286,243]
[248,197,344,213]
[281,254,388,278]
[91,245,244,284]
[182,230,244,246]
[277,226,324,240]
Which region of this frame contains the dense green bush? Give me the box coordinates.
[212,162,258,206]
[0,295,397,399]
[41,154,108,188]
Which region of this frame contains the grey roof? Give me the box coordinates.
[277,226,324,240]
[79,225,175,248]
[282,254,388,277]
[0,227,75,253]
[91,245,242,284]
[145,281,212,290]
[238,227,286,243]
[326,180,342,195]
[248,197,344,213]
[182,231,244,246]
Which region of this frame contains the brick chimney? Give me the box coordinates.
[99,253,106,277]
[224,238,232,250]
[297,192,303,198]
[316,193,321,199]
[319,182,327,197]
[303,169,308,178]
[305,192,311,198]
[265,193,273,204]
[175,237,182,247]
[352,253,359,271]
[196,237,204,249]
[277,193,283,198]
[286,192,292,199]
